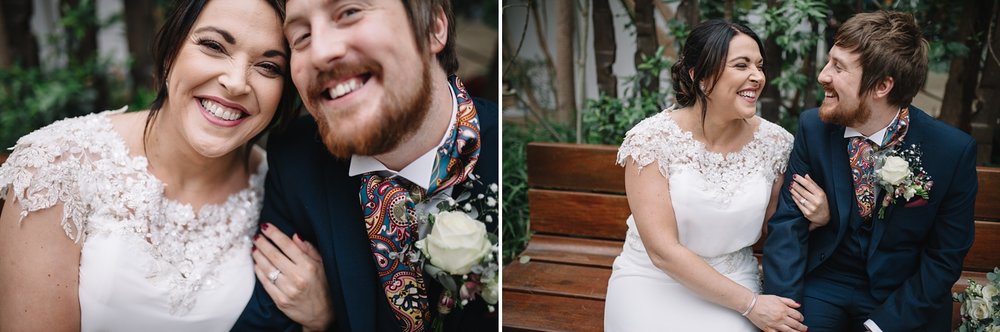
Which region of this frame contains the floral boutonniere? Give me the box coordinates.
[875,143,933,219]
[415,178,499,331]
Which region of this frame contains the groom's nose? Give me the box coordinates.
[308,26,347,71]
[818,62,833,84]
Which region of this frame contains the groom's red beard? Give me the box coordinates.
[819,88,871,128]
[307,57,433,159]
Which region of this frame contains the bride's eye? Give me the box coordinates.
[197,38,228,55]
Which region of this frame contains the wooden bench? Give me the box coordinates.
[502,142,1000,331]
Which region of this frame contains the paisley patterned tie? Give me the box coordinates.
[359,75,481,331]
[847,107,910,221]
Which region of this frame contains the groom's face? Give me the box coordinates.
[283,0,435,158]
[818,45,870,127]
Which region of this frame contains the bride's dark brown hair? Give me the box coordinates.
[670,19,765,126]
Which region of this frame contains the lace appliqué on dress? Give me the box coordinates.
[0,108,264,315]
[617,109,793,204]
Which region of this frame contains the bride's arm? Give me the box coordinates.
[0,189,81,331]
[624,159,806,331]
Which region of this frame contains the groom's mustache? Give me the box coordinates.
[306,59,383,102]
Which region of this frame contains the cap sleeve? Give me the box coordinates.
[0,116,104,243]
[760,120,794,179]
[616,112,673,178]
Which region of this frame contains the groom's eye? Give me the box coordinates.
[292,33,311,49]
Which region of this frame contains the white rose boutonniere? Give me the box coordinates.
[413,178,499,331]
[876,156,911,186]
[874,144,933,219]
[419,211,492,275]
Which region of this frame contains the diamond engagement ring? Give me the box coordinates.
[799,199,807,205]
[267,270,282,284]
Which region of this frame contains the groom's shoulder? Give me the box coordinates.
[471,97,499,184]
[796,107,835,134]
[909,106,973,145]
[798,107,823,126]
[472,97,498,130]
[269,114,319,145]
[264,115,326,167]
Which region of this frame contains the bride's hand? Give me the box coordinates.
[790,174,830,231]
[746,295,807,332]
[253,223,333,331]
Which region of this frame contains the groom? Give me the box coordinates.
[763,11,978,332]
[233,0,498,331]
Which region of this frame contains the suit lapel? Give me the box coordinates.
[829,127,853,241]
[322,156,378,332]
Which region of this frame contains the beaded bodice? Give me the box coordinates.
[617,108,792,204]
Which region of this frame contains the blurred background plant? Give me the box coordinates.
[0,0,171,151]
[502,0,1000,262]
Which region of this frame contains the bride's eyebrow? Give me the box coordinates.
[193,26,235,44]
[728,56,751,63]
[262,50,288,61]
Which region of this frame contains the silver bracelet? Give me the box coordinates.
[740,293,758,317]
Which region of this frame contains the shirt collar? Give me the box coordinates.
[843,108,902,148]
[348,84,459,190]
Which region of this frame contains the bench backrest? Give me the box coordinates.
[526,142,1000,271]
[527,143,628,241]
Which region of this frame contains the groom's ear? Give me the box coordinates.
[428,5,449,54]
[873,76,895,100]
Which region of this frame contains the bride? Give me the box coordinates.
[605,20,829,331]
[0,0,329,330]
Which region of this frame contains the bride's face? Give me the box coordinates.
[162,0,287,158]
[704,34,765,120]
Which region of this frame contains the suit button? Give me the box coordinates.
[820,253,826,260]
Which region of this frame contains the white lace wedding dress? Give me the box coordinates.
[0,109,264,331]
[604,109,792,331]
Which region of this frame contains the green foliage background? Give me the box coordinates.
[0,1,156,151]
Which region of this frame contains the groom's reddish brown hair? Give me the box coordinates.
[833,11,928,108]
[402,0,459,75]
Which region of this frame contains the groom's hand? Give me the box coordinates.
[253,223,334,331]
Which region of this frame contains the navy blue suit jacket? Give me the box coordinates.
[762,107,978,332]
[232,98,499,332]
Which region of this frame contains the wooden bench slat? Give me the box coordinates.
[963,220,1000,272]
[526,143,624,194]
[976,167,1000,220]
[502,290,605,332]
[503,260,612,300]
[528,189,629,240]
[519,234,623,268]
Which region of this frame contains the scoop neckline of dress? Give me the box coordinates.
[98,108,266,215]
[662,108,766,160]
